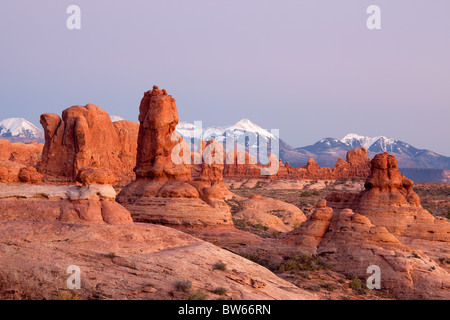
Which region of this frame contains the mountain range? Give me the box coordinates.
[1,116,449,173]
[176,119,450,171]
[0,118,44,143]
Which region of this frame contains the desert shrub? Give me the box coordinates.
[355,288,367,295]
[272,231,282,237]
[188,291,209,300]
[56,291,82,300]
[301,190,320,197]
[238,253,276,270]
[300,190,313,197]
[292,222,302,230]
[348,278,363,290]
[279,256,299,272]
[232,218,248,229]
[254,181,264,189]
[214,287,227,296]
[268,209,288,218]
[279,254,326,273]
[376,290,396,299]
[304,284,321,292]
[253,224,269,231]
[213,261,227,271]
[107,252,116,259]
[320,282,338,292]
[225,199,244,214]
[175,279,192,292]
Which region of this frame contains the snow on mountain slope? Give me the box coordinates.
[340,133,384,149]
[110,115,126,122]
[177,120,450,170]
[177,119,277,141]
[296,133,450,169]
[0,118,44,140]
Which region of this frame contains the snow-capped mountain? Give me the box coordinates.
[177,119,450,170]
[296,133,450,169]
[177,119,276,142]
[110,115,126,122]
[341,133,384,149]
[0,118,44,142]
[176,119,280,161]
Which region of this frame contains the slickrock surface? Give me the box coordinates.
[318,209,449,300]
[0,221,316,300]
[0,182,132,225]
[117,87,233,228]
[233,195,307,232]
[39,104,139,185]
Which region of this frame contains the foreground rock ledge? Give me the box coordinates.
[0,221,316,300]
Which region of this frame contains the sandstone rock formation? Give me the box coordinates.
[0,172,132,226]
[318,208,449,300]
[117,87,233,228]
[222,147,371,181]
[0,161,25,183]
[0,221,316,300]
[332,147,371,179]
[281,200,333,252]
[0,140,43,167]
[233,196,307,232]
[315,152,450,298]
[39,104,139,185]
[77,164,117,186]
[223,151,261,179]
[328,152,450,242]
[0,162,42,184]
[18,166,43,184]
[134,87,190,181]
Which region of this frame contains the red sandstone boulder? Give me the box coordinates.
[0,140,43,167]
[0,161,25,183]
[39,104,139,185]
[18,166,43,184]
[281,200,333,252]
[233,196,307,232]
[77,165,117,185]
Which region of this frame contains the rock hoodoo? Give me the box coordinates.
[134,86,190,181]
[350,152,449,241]
[117,87,233,228]
[281,200,333,252]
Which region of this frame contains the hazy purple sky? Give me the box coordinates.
[1,1,449,155]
